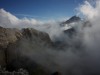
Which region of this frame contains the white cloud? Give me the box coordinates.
[78,0,100,20]
[77,1,100,73]
[0,9,19,27]
[0,8,44,28]
[79,1,98,19]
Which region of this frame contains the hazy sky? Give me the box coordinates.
[0,0,84,20]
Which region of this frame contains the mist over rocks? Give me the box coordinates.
[0,14,94,75]
[0,27,55,75]
[0,17,87,75]
[0,18,85,75]
[0,0,100,75]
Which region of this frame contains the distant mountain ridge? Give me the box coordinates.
[65,15,81,24]
[61,15,81,26]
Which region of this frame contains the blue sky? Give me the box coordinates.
[0,0,84,20]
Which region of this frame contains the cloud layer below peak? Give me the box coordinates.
[0,9,45,28]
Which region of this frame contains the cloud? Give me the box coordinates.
[0,8,44,28]
[76,0,100,74]
[78,0,100,20]
[0,8,68,29]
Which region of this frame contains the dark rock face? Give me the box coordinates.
[6,28,53,75]
[65,16,81,24]
[0,27,22,67]
[22,28,53,46]
[54,16,85,51]
[0,49,6,67]
[0,27,22,49]
[60,16,81,37]
[0,27,53,75]
[60,16,81,26]
[64,27,76,37]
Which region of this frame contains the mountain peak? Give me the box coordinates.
[65,15,81,24]
[60,15,81,27]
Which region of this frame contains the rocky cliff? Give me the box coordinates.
[0,27,53,75]
[0,26,22,67]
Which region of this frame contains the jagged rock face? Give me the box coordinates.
[0,27,22,67]
[0,27,53,50]
[6,28,53,75]
[60,16,81,26]
[0,26,22,49]
[22,28,53,47]
[0,27,53,75]
[65,16,81,24]
[0,50,6,66]
[60,16,81,36]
